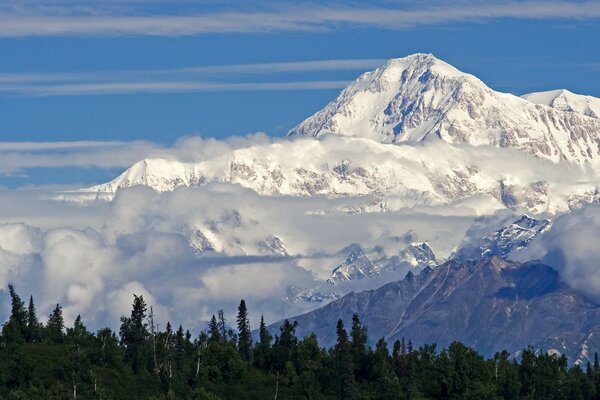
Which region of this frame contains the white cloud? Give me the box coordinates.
[512,205,600,303]
[0,1,598,37]
[0,178,489,332]
[2,133,600,334]
[0,80,349,97]
[0,134,271,176]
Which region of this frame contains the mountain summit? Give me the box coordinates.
[288,53,600,164]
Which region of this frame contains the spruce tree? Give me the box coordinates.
[274,319,298,372]
[236,299,252,361]
[334,319,355,400]
[217,309,227,339]
[26,295,42,343]
[2,285,28,342]
[254,315,272,370]
[208,315,221,342]
[350,313,368,381]
[119,294,150,372]
[45,303,65,343]
[67,314,89,344]
[175,325,186,370]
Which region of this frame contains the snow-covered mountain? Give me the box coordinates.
[326,242,437,286]
[79,54,600,215]
[327,245,381,285]
[285,242,438,305]
[455,215,552,261]
[81,139,600,215]
[523,89,600,119]
[288,53,600,164]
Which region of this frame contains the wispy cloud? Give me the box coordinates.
[0,80,349,96]
[0,1,599,37]
[0,58,380,96]
[0,134,273,175]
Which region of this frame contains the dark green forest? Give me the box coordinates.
[1,285,599,400]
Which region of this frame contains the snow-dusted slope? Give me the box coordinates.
[455,215,551,261]
[522,89,600,119]
[288,53,600,164]
[327,245,381,285]
[83,136,600,214]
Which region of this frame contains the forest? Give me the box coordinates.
[0,285,599,400]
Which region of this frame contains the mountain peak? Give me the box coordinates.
[381,53,469,79]
[287,54,600,163]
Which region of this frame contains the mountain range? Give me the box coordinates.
[70,53,600,361]
[272,257,600,364]
[79,54,600,216]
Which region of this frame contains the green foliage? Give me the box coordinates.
[1,285,600,399]
[236,299,252,362]
[45,303,65,343]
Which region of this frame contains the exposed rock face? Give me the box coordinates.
[407,242,437,267]
[273,257,600,364]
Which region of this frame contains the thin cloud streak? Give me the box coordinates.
[0,58,377,96]
[0,59,384,84]
[1,80,350,96]
[0,2,599,37]
[0,141,126,151]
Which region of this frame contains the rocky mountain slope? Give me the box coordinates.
[272,257,600,364]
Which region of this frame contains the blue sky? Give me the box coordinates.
[1,0,600,186]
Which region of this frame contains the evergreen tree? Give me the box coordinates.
[208,314,221,342]
[236,299,252,361]
[350,313,368,381]
[119,294,150,372]
[254,315,272,370]
[274,319,298,372]
[45,303,65,343]
[174,325,187,371]
[67,314,90,345]
[217,309,227,339]
[2,285,28,342]
[26,295,42,343]
[334,319,355,400]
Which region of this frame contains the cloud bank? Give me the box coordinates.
[511,206,600,303]
[3,133,600,336]
[0,181,487,334]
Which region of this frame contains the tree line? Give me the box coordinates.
[1,285,599,399]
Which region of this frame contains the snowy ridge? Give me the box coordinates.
[522,89,600,119]
[327,245,381,285]
[455,214,552,261]
[82,136,600,215]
